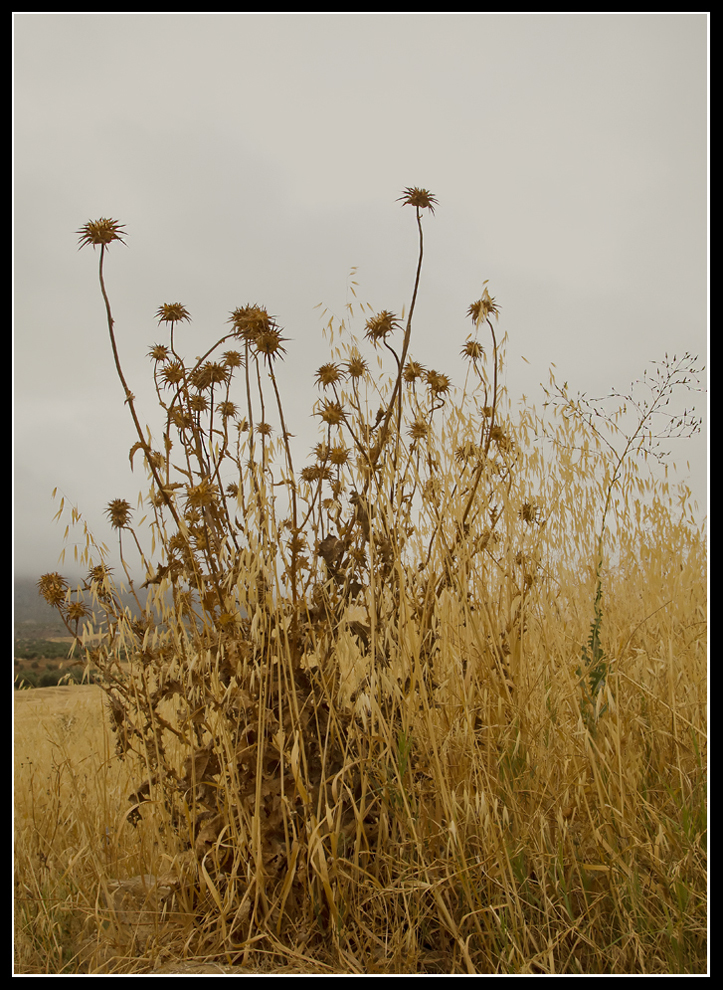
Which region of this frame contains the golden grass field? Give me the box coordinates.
[14,532,708,974]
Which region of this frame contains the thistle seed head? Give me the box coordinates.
[105,499,132,530]
[156,303,191,325]
[397,187,438,215]
[76,218,127,250]
[467,285,500,324]
[37,572,69,607]
[365,310,401,345]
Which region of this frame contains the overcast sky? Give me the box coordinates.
[13,13,708,584]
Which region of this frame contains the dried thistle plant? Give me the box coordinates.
[28,192,706,975]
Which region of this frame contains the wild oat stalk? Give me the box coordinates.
[542,354,704,728]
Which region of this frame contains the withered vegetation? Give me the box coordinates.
[16,192,706,974]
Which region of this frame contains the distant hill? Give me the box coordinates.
[14,576,246,644]
[13,576,151,641]
[14,577,69,639]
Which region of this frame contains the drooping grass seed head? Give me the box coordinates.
[76,217,127,250]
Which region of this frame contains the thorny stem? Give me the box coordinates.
[461,316,499,531]
[375,205,426,469]
[267,358,300,604]
[97,245,183,535]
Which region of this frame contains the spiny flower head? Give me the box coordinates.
[185,479,219,510]
[170,407,192,430]
[365,310,401,344]
[329,444,351,465]
[228,305,275,342]
[408,418,429,442]
[345,354,369,379]
[301,464,330,483]
[467,284,500,324]
[315,363,343,388]
[189,393,209,413]
[191,362,230,390]
[455,441,480,463]
[397,187,438,215]
[520,500,542,524]
[37,572,69,607]
[161,361,186,387]
[76,218,127,250]
[156,303,191,325]
[253,326,288,361]
[105,499,132,530]
[490,424,514,452]
[66,600,91,623]
[404,359,426,382]
[219,400,238,419]
[148,344,171,362]
[318,400,345,426]
[461,339,484,362]
[425,370,452,396]
[87,564,112,585]
[222,350,244,368]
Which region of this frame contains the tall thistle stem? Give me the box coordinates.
[93,239,184,533]
[376,198,430,461]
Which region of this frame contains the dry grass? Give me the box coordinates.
[15,191,707,974]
